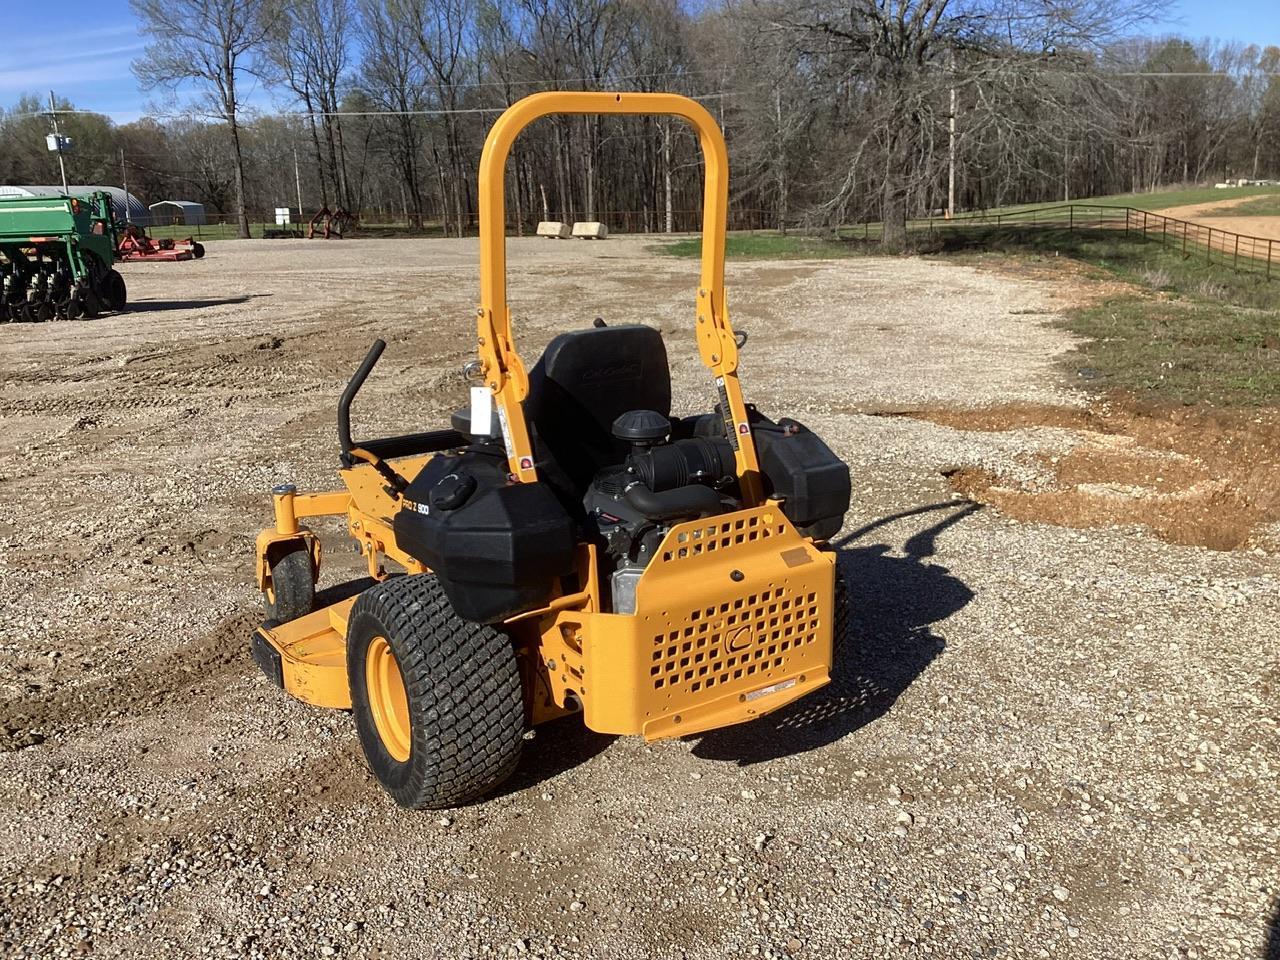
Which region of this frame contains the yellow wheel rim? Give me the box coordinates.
[365,635,412,762]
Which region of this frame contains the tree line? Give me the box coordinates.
[1,0,1278,247]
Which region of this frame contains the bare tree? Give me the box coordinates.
[358,0,430,227]
[266,0,354,209]
[36,0,1280,242]
[1240,45,1280,180]
[132,0,277,237]
[403,0,476,236]
[765,0,1166,247]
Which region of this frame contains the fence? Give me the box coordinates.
[896,203,1280,281]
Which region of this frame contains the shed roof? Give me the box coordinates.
[0,185,150,225]
[148,200,204,211]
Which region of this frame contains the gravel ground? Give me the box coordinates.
[0,236,1277,959]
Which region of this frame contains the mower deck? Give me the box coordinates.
[116,225,205,263]
[252,599,355,710]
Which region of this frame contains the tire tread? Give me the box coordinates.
[348,575,524,809]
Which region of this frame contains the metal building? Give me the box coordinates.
[148,200,207,226]
[0,185,150,225]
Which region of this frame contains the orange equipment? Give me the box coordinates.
[249,92,851,809]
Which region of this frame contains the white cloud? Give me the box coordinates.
[18,24,141,51]
[6,43,147,72]
[0,59,144,94]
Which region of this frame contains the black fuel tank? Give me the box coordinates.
[394,449,577,624]
[752,416,851,541]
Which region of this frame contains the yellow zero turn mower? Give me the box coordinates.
[250,92,852,809]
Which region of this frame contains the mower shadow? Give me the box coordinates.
[690,500,980,766]
[496,716,617,800]
[315,577,378,607]
[127,295,263,312]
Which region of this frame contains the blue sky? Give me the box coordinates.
[1,0,1278,123]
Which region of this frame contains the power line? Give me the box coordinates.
[1113,71,1280,77]
[8,62,1279,124]
[4,92,733,122]
[270,93,733,119]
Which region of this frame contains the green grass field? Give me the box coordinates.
[935,227,1280,406]
[935,226,1280,309]
[1061,297,1280,406]
[1069,185,1280,212]
[959,184,1280,218]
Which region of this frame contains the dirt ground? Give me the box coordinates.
[902,402,1280,552]
[1154,193,1280,242]
[1,236,1278,960]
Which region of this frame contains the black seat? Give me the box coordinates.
[525,324,671,501]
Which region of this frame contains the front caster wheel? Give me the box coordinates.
[262,547,315,623]
[346,575,525,809]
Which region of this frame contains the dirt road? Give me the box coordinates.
[1154,193,1280,242]
[1,237,1277,959]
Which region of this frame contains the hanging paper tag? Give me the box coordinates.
[470,386,493,436]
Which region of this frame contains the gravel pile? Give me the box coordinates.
[0,237,1276,958]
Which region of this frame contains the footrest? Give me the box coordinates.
[252,598,357,709]
[640,667,829,740]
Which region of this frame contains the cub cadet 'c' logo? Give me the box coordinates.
[726,626,753,653]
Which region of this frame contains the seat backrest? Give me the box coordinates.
[525,324,672,497]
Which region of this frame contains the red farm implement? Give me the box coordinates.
[116,224,205,263]
[307,206,356,239]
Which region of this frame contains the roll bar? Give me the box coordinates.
[474,92,761,502]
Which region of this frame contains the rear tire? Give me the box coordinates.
[833,564,850,655]
[192,242,205,259]
[103,270,127,312]
[347,575,525,809]
[263,548,314,623]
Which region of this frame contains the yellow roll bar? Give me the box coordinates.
[474,91,762,502]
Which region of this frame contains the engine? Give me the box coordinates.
[584,407,850,615]
[583,410,739,613]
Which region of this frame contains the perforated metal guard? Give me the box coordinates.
[646,512,823,698]
[579,505,834,739]
[658,510,782,563]
[650,585,821,694]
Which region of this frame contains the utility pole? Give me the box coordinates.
[947,58,956,220]
[1063,141,1070,203]
[120,148,129,220]
[293,147,304,221]
[48,91,69,195]
[775,87,787,234]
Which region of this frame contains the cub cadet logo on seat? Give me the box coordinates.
[726,625,753,653]
[579,360,642,384]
